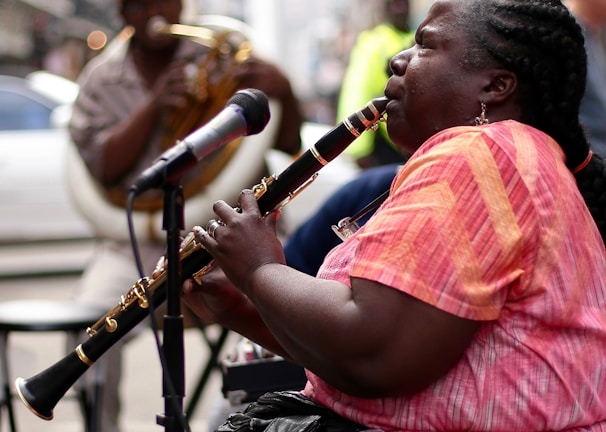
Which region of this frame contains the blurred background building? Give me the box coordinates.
[0,0,433,123]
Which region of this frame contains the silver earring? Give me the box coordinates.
[474,102,489,126]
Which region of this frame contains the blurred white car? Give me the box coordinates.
[0,71,94,243]
[0,70,358,246]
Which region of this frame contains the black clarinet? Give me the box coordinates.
[15,96,388,421]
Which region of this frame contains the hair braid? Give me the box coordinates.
[462,0,606,243]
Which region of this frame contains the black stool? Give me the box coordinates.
[0,299,106,432]
[185,324,230,418]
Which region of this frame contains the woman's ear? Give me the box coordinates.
[482,69,517,104]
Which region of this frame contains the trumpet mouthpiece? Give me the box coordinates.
[147,16,168,37]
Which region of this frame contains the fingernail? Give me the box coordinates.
[193,226,206,237]
[154,257,164,273]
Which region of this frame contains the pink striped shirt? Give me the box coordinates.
[303,121,606,431]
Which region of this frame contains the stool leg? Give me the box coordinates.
[70,331,102,432]
[75,368,93,432]
[88,357,104,432]
[185,326,229,418]
[75,367,102,432]
[0,331,17,432]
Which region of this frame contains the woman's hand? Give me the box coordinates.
[181,264,252,324]
[194,189,286,293]
[152,255,252,325]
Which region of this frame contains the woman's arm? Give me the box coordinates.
[195,190,480,397]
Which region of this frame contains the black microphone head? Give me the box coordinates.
[227,89,270,135]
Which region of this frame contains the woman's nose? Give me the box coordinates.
[389,50,409,76]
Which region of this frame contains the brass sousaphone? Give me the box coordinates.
[66,15,282,242]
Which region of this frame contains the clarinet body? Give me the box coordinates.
[15,96,388,421]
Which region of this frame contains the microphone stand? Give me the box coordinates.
[156,181,186,432]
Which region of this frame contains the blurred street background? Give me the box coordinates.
[0,0,434,431]
[0,0,433,122]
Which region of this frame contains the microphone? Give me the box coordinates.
[130,88,270,195]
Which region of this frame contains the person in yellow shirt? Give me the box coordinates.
[337,0,415,168]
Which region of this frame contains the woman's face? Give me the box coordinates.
[384,0,490,154]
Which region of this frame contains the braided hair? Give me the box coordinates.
[460,0,606,243]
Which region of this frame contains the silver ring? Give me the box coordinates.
[206,219,223,239]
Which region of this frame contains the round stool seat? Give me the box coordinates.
[0,300,106,332]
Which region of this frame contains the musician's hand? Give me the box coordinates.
[152,259,163,280]
[235,57,292,100]
[193,189,286,293]
[152,255,251,324]
[148,60,192,110]
[181,265,252,324]
[236,56,303,156]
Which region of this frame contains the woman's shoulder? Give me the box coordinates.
[399,121,563,187]
[418,121,556,156]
